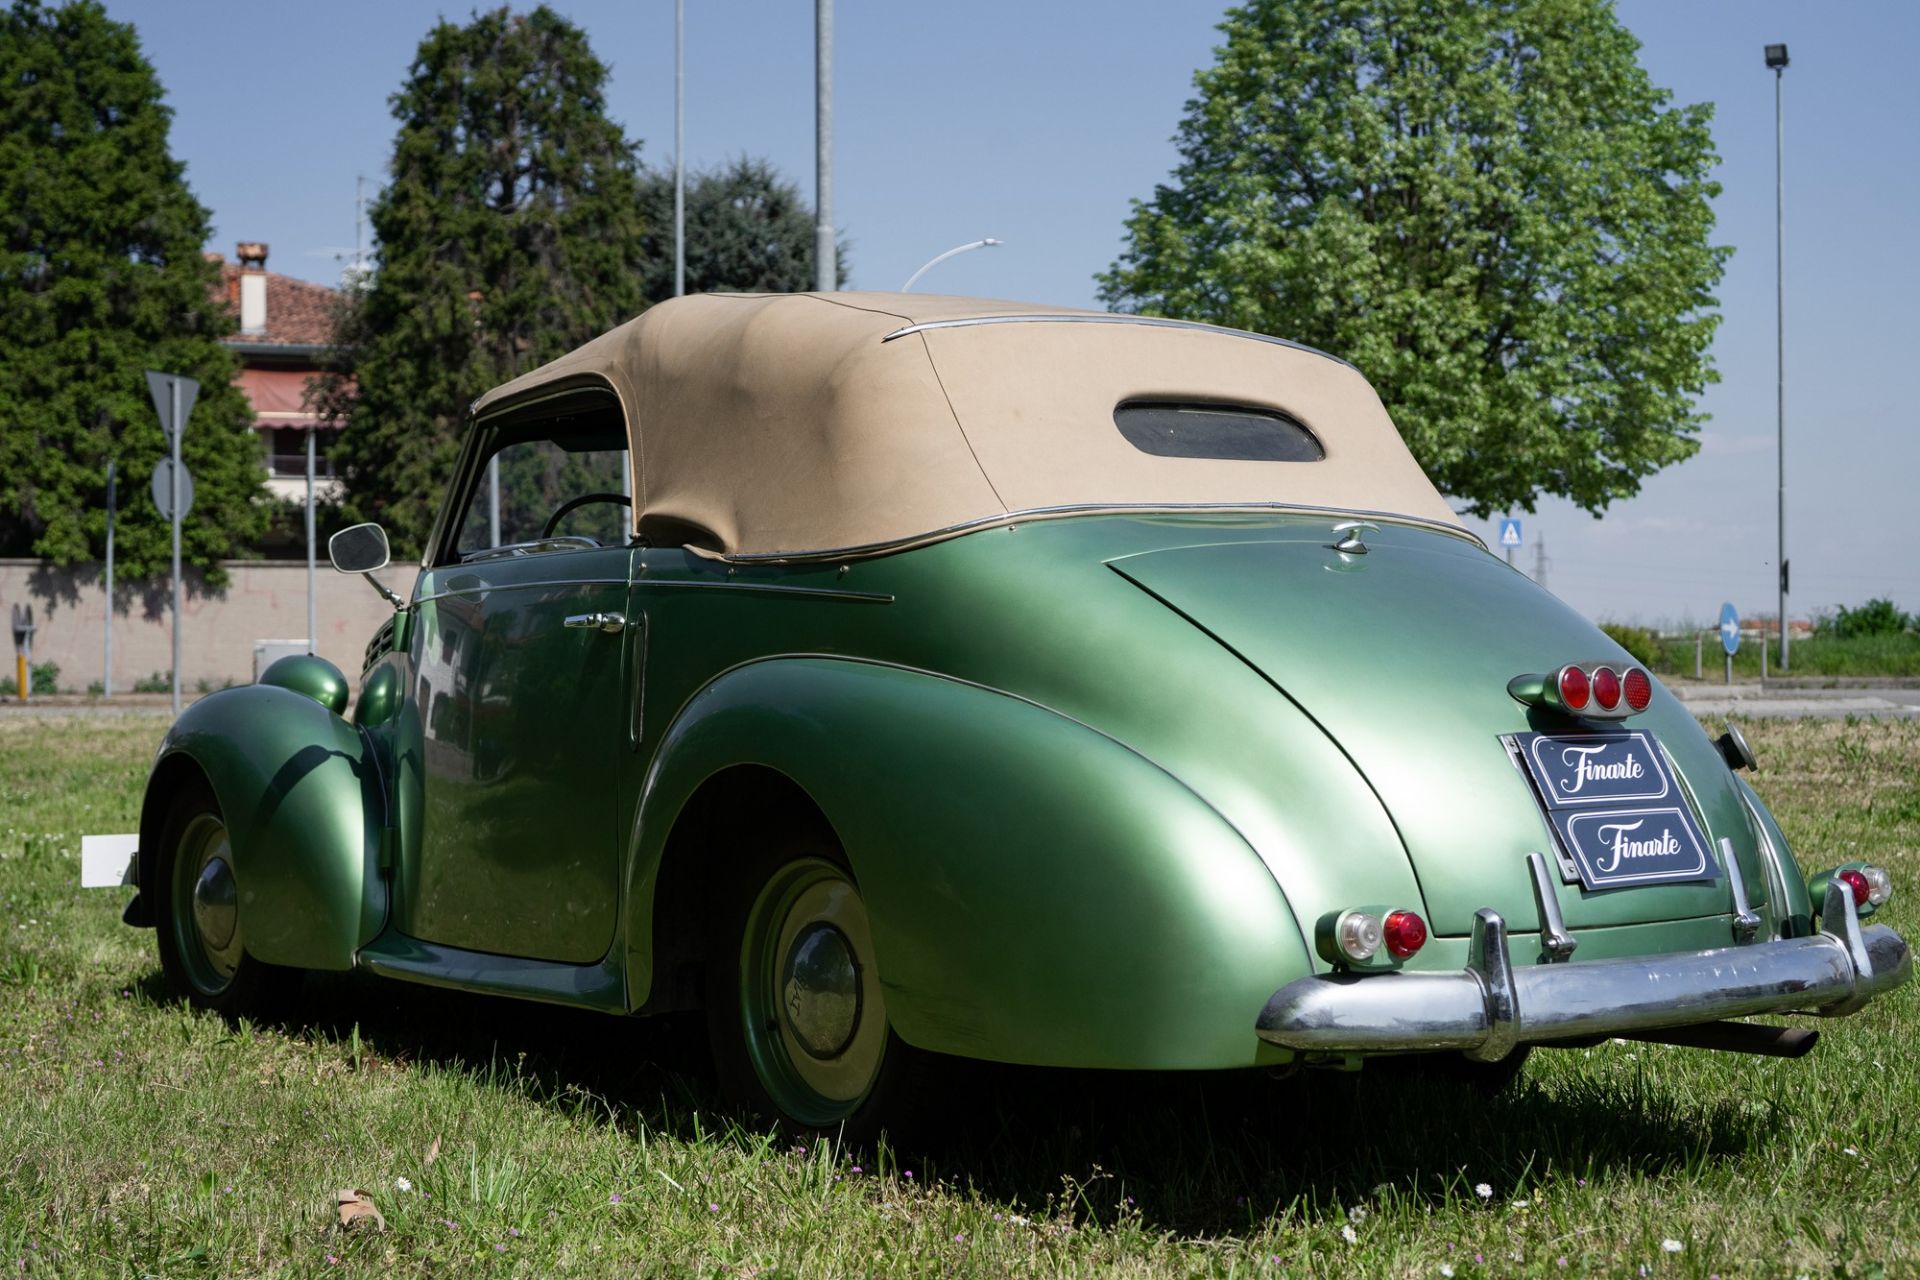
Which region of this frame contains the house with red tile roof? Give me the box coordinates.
[207,242,345,503]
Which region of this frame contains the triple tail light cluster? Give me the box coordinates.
[1512,662,1654,718]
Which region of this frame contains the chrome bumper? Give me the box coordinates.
[1257,881,1911,1062]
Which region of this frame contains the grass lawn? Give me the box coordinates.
[0,712,1914,1277]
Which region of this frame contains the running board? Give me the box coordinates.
[356,932,626,1014]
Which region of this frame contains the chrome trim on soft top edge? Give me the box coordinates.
[879,312,1357,371]
[700,503,1485,565]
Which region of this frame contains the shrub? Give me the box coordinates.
[1600,623,1658,668]
[1823,598,1912,640]
[0,662,59,697]
[132,671,171,694]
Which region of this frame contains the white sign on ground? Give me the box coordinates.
[80,833,138,888]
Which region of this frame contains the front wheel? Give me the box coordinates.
[706,831,927,1144]
[153,780,299,1018]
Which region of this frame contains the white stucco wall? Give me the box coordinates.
[0,558,420,692]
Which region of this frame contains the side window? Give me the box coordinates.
[449,404,630,561]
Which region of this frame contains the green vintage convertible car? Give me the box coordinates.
[124,292,1909,1134]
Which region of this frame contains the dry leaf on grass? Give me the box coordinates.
[425,1136,441,1167]
[335,1189,386,1232]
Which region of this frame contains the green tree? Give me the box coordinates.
[1098,0,1729,517]
[636,157,847,301]
[326,5,649,555]
[0,0,267,581]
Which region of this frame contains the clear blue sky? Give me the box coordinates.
[112,0,1919,628]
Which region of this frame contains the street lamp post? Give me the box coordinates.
[674,0,685,299]
[814,0,835,291]
[1767,41,1789,671]
[902,239,1003,292]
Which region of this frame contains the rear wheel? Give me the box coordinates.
[153,781,299,1018]
[706,827,926,1144]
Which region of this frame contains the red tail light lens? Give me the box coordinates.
[1591,666,1621,711]
[1383,910,1427,959]
[1557,665,1590,711]
[1623,667,1652,711]
[1839,869,1871,907]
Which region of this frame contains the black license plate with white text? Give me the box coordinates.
[1512,731,1718,891]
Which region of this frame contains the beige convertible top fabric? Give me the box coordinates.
[470,292,1461,559]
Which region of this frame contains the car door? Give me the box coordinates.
[399,398,635,964]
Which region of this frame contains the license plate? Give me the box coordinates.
[1512,731,1718,891]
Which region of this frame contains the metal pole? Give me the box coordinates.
[1775,62,1789,671]
[170,379,182,716]
[814,0,835,291]
[674,0,685,298]
[104,458,115,697]
[488,454,501,547]
[305,428,317,654]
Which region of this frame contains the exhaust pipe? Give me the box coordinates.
[1615,1021,1819,1059]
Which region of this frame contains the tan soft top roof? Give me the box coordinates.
[472,292,1462,560]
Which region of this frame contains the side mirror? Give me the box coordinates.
[328,522,405,610]
[328,523,390,574]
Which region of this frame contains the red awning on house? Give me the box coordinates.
[236,367,340,428]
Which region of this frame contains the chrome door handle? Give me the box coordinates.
[563,612,626,634]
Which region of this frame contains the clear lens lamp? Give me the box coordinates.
[1862,865,1893,907]
[1336,911,1383,963]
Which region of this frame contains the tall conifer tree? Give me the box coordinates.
[0,0,267,581]
[328,6,649,555]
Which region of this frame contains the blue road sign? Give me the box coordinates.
[1719,602,1740,656]
[1498,518,1523,548]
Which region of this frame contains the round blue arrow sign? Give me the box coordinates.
[1719,602,1740,656]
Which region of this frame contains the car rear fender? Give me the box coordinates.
[626,656,1312,1070]
[136,685,387,970]
[1735,775,1814,937]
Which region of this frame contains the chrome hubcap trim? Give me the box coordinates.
[192,857,238,951]
[173,814,243,990]
[742,859,889,1119]
[781,922,861,1059]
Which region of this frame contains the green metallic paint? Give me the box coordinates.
[259,654,350,716]
[353,664,401,728]
[1735,775,1812,937]
[146,685,385,970]
[149,506,1824,1073]
[1106,526,1772,937]
[625,656,1313,1070]
[401,546,634,963]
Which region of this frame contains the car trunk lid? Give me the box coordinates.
[1108,522,1761,938]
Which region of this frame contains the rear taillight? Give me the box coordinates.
[1383,910,1427,959]
[1515,664,1655,719]
[1557,665,1590,711]
[1839,869,1871,907]
[1623,667,1653,711]
[1862,865,1893,907]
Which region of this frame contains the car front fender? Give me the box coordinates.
[137,685,386,970]
[627,656,1311,1070]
